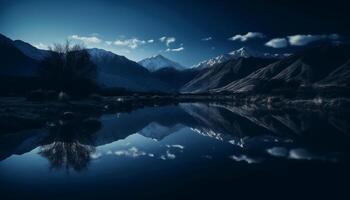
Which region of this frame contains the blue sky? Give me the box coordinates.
[0,0,349,66]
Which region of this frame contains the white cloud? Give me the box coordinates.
[159,36,176,46]
[267,147,288,157]
[113,38,146,49]
[230,154,260,164]
[166,47,184,52]
[265,38,288,48]
[166,150,176,159]
[90,152,102,159]
[69,35,102,44]
[33,43,49,50]
[114,147,147,158]
[160,150,176,160]
[201,37,212,41]
[288,34,340,46]
[170,144,184,149]
[288,34,326,46]
[105,41,112,45]
[229,32,265,42]
[148,39,154,43]
[166,37,175,46]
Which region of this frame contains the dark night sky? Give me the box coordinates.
[0,0,349,66]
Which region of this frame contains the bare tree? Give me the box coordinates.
[40,40,97,96]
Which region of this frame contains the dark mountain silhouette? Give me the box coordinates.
[316,59,350,87]
[87,48,171,91]
[0,33,171,92]
[151,67,199,90]
[0,34,38,76]
[181,57,276,93]
[13,40,49,60]
[214,45,350,94]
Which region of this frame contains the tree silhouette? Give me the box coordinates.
[40,41,97,96]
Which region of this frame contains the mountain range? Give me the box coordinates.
[214,45,350,95]
[191,47,288,69]
[1,33,350,96]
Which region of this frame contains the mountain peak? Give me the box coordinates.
[228,47,252,58]
[138,54,186,71]
[151,54,165,59]
[193,47,290,69]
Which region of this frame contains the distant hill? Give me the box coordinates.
[151,67,199,90]
[87,48,170,92]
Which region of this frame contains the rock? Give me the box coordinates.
[58,91,70,102]
[61,111,75,120]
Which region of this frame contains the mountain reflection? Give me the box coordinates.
[1,103,350,168]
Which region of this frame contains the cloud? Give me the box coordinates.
[166,144,185,150]
[265,38,288,48]
[114,147,147,158]
[159,36,176,46]
[69,35,102,44]
[33,43,49,50]
[267,147,288,157]
[265,34,341,48]
[105,41,112,45]
[229,154,260,164]
[229,32,265,42]
[90,152,102,159]
[113,38,146,49]
[166,47,184,52]
[160,150,176,160]
[289,148,315,160]
[288,34,340,46]
[166,37,175,46]
[288,34,325,46]
[201,37,212,41]
[148,39,154,43]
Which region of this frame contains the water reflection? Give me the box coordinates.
[0,102,349,171]
[39,141,95,171]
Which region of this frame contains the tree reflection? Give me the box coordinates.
[39,117,101,171]
[39,141,95,171]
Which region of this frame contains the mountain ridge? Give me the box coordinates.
[138,54,186,71]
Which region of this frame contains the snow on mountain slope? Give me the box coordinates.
[192,47,289,70]
[138,54,186,71]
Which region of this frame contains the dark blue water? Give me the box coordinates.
[1,103,349,199]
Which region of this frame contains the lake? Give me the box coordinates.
[0,103,349,199]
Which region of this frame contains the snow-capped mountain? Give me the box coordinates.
[87,48,117,60]
[138,54,186,71]
[192,47,290,69]
[192,54,232,70]
[85,48,170,91]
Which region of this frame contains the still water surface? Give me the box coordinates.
[0,103,349,199]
